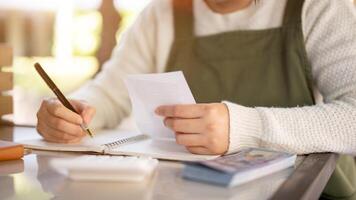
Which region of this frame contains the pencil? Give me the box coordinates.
[34,62,94,138]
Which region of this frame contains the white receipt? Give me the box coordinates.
[124,71,196,139]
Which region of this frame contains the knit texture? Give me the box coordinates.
[72,0,356,155]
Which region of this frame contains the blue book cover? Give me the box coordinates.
[182,148,296,187]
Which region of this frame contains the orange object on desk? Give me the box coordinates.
[0,140,24,161]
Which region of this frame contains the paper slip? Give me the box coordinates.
[124,71,196,139]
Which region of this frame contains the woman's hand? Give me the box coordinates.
[36,98,96,143]
[155,103,229,155]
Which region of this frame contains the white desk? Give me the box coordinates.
[0,126,337,200]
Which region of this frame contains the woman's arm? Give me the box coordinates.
[71,2,161,129]
[226,0,356,154]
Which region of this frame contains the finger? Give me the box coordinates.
[46,100,83,125]
[81,106,96,125]
[65,137,83,144]
[155,104,207,118]
[70,100,88,112]
[42,111,85,137]
[175,132,206,147]
[44,134,82,144]
[41,133,69,143]
[37,123,77,143]
[186,146,212,155]
[164,118,204,133]
[70,100,95,125]
[40,122,82,141]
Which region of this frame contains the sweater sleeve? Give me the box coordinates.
[226,0,356,155]
[71,2,159,129]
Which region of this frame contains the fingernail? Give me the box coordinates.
[155,107,161,115]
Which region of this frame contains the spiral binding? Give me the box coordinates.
[104,134,149,149]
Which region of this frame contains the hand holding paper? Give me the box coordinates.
[124,71,196,139]
[124,71,230,155]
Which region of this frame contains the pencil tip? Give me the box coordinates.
[87,129,94,138]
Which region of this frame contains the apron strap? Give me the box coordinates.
[283,0,305,26]
[172,0,194,39]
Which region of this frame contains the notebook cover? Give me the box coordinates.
[0,140,24,161]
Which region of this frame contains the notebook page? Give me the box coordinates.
[105,138,219,161]
[19,128,142,153]
[124,71,196,139]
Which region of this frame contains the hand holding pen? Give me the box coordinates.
[34,63,96,143]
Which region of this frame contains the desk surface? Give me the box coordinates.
[0,126,338,200]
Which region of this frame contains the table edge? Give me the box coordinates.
[271,153,339,200]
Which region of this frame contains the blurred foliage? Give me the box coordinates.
[13,57,98,95]
[14,2,143,95]
[72,10,102,56]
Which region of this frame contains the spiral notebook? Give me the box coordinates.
[20,128,218,161]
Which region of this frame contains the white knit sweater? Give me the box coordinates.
[72,0,356,155]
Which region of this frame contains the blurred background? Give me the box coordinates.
[0,0,150,126]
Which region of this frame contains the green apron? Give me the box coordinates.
[165,0,356,199]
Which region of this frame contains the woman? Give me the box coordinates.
[36,0,356,199]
